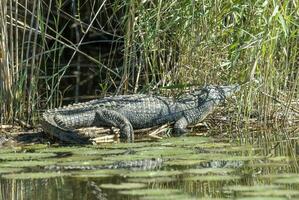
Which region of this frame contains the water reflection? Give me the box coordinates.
[0,130,299,200]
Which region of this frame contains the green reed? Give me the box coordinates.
[0,0,298,126]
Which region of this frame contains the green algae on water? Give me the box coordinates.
[100,182,146,189]
[184,175,241,182]
[0,167,24,174]
[72,169,128,178]
[2,172,69,179]
[118,188,182,196]
[0,160,57,168]
[183,168,235,175]
[123,170,182,178]
[0,152,56,161]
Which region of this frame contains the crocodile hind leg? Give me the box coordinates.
[93,109,134,142]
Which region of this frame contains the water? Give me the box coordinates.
[0,130,299,200]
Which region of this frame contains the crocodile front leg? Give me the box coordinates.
[174,117,189,136]
[94,109,134,142]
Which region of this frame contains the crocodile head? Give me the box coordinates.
[194,84,240,106]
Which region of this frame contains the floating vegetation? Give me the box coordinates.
[99,142,156,149]
[38,146,127,156]
[118,188,182,196]
[0,168,24,174]
[184,175,241,182]
[160,137,211,147]
[0,148,19,154]
[128,177,176,183]
[235,197,287,200]
[195,142,232,149]
[0,160,57,168]
[0,152,56,161]
[135,146,194,158]
[164,159,205,166]
[224,185,282,192]
[56,159,113,168]
[140,194,197,200]
[183,168,235,175]
[123,170,182,178]
[103,154,154,162]
[2,172,68,179]
[72,169,128,178]
[241,189,299,197]
[100,182,146,189]
[0,131,298,199]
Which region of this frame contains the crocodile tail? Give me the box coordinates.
[52,111,96,129]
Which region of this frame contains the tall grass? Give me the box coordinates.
[0,0,298,126]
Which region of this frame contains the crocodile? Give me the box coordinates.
[42,85,239,143]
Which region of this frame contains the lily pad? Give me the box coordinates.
[236,197,286,200]
[183,168,235,175]
[0,160,57,168]
[0,167,24,174]
[241,189,299,196]
[100,142,155,149]
[72,169,128,178]
[100,182,146,189]
[273,177,299,184]
[236,197,287,200]
[136,146,194,157]
[2,172,68,179]
[56,159,113,167]
[128,177,176,183]
[140,194,197,200]
[0,152,56,161]
[118,188,181,196]
[184,175,241,181]
[123,170,182,178]
[103,154,155,161]
[160,136,211,147]
[164,159,205,166]
[224,185,281,192]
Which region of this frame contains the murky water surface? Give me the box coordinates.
[0,132,299,200]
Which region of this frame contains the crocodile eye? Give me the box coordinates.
[197,89,209,106]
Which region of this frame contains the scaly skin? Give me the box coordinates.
[42,85,239,143]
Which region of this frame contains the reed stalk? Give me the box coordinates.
[0,0,298,127]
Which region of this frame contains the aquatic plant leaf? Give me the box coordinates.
[100,182,146,189]
[0,168,24,174]
[118,188,182,196]
[103,154,155,161]
[99,142,155,149]
[241,189,299,196]
[184,175,241,181]
[236,197,287,200]
[195,142,232,149]
[123,170,182,178]
[164,159,205,166]
[273,177,299,184]
[0,160,57,168]
[72,169,128,178]
[0,148,19,154]
[0,152,56,161]
[136,146,194,157]
[2,172,68,179]
[160,136,211,147]
[184,168,235,175]
[56,159,113,167]
[140,194,197,200]
[224,185,281,192]
[39,146,127,156]
[128,177,176,183]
